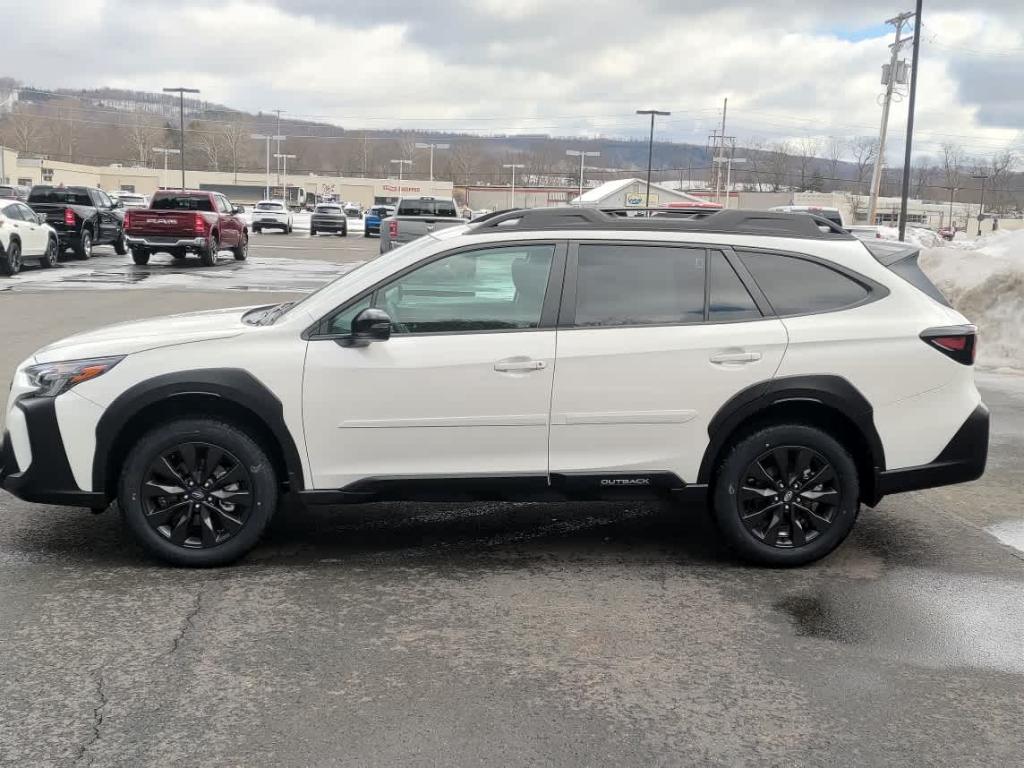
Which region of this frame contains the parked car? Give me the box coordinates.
[0,184,31,202]
[114,192,149,210]
[938,226,956,241]
[27,185,127,259]
[0,199,60,275]
[251,200,294,234]
[343,203,362,219]
[123,190,248,266]
[847,225,884,241]
[769,205,845,230]
[0,207,987,567]
[379,196,466,253]
[363,205,394,237]
[310,203,348,236]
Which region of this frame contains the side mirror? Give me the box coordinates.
[339,307,392,347]
[232,205,244,215]
[112,199,123,209]
[36,213,46,225]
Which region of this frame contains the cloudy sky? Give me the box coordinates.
[7,0,1023,162]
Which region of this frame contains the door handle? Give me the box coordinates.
[710,351,762,364]
[494,357,546,373]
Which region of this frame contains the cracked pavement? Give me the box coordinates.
[1,239,1023,767]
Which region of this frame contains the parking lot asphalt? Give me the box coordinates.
[0,235,1022,767]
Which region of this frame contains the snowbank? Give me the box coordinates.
[876,225,944,249]
[918,230,1024,370]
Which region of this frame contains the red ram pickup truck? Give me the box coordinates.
[123,190,248,266]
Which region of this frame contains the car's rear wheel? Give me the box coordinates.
[286,223,293,234]
[118,418,278,567]
[39,237,59,268]
[200,236,218,267]
[339,226,347,237]
[74,229,92,260]
[131,248,150,266]
[253,225,262,234]
[1,239,22,276]
[309,227,317,236]
[712,424,859,567]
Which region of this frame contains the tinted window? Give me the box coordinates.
[709,252,761,321]
[27,187,93,205]
[374,244,554,334]
[3,203,24,221]
[0,186,14,198]
[396,199,458,217]
[315,206,342,214]
[151,195,215,212]
[256,202,285,211]
[739,250,869,315]
[575,244,705,327]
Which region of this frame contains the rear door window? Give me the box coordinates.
[573,244,706,327]
[738,250,869,315]
[708,252,761,322]
[3,202,24,220]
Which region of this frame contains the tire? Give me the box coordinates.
[253,225,262,235]
[170,248,187,260]
[711,424,860,567]
[232,231,248,261]
[339,227,347,237]
[131,248,150,266]
[118,418,279,567]
[309,228,317,237]
[286,224,293,234]
[200,236,218,267]
[114,231,128,255]
[364,231,370,238]
[74,229,93,260]
[1,239,21,276]
[39,237,59,268]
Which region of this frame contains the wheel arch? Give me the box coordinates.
[698,375,885,505]
[93,368,305,499]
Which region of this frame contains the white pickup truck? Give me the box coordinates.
[379,196,468,253]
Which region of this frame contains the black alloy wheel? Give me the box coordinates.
[140,442,253,549]
[738,446,840,549]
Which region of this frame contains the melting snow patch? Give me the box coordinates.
[985,519,1024,557]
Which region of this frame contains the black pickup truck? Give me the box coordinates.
[27,185,127,259]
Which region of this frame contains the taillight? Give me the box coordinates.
[388,219,398,238]
[64,208,75,226]
[194,213,206,236]
[921,325,977,365]
[122,211,131,230]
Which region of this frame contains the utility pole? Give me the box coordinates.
[972,173,989,236]
[503,163,525,208]
[566,149,600,201]
[390,159,412,202]
[273,109,284,186]
[415,142,450,182]
[251,134,285,200]
[152,147,180,190]
[897,0,923,242]
[162,86,199,189]
[636,109,671,209]
[867,11,914,226]
[275,153,296,205]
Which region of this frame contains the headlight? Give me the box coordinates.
[23,356,124,398]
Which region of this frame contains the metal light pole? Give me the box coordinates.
[503,163,525,208]
[275,153,296,204]
[566,149,600,202]
[390,159,412,202]
[897,0,923,242]
[636,109,670,209]
[251,134,286,199]
[415,142,449,182]
[162,87,199,189]
[972,173,989,236]
[152,147,180,190]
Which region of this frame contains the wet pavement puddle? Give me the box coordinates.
[0,256,362,294]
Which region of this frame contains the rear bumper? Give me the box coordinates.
[311,219,346,231]
[126,235,208,251]
[871,403,989,502]
[253,219,290,229]
[0,399,106,508]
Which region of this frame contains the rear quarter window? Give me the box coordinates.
[738,250,870,315]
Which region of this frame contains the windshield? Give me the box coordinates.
[28,187,92,205]
[315,206,342,213]
[256,202,285,211]
[151,195,214,212]
[397,199,457,217]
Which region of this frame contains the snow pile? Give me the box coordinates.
[918,230,1024,370]
[876,225,944,249]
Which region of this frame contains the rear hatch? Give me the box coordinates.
[253,203,289,223]
[862,240,951,307]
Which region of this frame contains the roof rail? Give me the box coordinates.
[466,206,853,240]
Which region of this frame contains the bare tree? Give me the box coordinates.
[192,121,221,171]
[912,157,933,199]
[217,119,249,182]
[983,150,1017,211]
[124,114,163,165]
[48,107,78,162]
[848,136,878,193]
[941,143,965,192]
[795,137,821,191]
[826,137,846,189]
[6,109,44,154]
[743,138,768,191]
[766,141,793,192]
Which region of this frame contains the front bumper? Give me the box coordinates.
[0,398,106,508]
[126,235,208,251]
[870,402,989,503]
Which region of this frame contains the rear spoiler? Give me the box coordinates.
[862,240,952,307]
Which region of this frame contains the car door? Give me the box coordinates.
[15,203,47,255]
[2,202,31,253]
[548,242,789,486]
[91,189,117,243]
[302,241,565,490]
[216,195,239,245]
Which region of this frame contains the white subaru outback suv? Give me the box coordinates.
[0,208,988,567]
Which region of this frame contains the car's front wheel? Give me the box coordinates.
[712,424,859,567]
[118,418,279,567]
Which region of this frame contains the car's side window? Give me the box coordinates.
[708,251,761,322]
[96,190,112,208]
[326,295,372,335]
[574,244,705,327]
[738,250,869,315]
[17,203,36,222]
[3,203,24,221]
